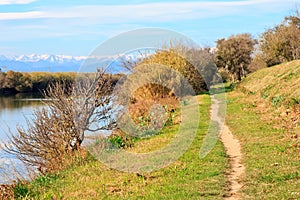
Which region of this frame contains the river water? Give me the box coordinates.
[0,93,110,184]
[0,93,44,184]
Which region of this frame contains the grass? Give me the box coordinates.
[15,94,229,199]
[240,60,300,107]
[14,60,300,199]
[224,61,300,199]
[226,89,300,199]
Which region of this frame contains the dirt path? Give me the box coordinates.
[220,124,245,199]
[210,96,245,200]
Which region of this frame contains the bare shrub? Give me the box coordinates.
[4,70,117,173]
[0,184,14,200]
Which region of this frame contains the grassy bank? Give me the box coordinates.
[226,91,300,199]
[15,95,229,199]
[225,60,300,199]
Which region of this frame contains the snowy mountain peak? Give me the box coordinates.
[10,54,89,63]
[0,54,91,72]
[0,54,123,73]
[0,53,145,73]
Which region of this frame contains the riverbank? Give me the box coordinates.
[12,94,230,199]
[0,71,122,97]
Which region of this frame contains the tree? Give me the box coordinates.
[121,45,218,94]
[259,8,300,67]
[215,34,257,82]
[0,72,6,88]
[117,44,218,136]
[4,70,23,90]
[5,70,117,173]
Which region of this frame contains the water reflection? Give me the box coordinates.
[0,93,44,184]
[0,93,43,110]
[0,93,44,142]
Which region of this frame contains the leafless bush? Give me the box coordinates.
[4,69,117,173]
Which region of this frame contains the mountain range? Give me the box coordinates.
[0,54,139,73]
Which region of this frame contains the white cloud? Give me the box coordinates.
[0,0,36,5]
[54,0,300,24]
[0,0,298,48]
[0,11,43,20]
[0,0,299,22]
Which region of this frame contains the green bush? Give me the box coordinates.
[108,129,134,149]
[14,182,30,198]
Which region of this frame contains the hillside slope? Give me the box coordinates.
[239,60,300,138]
[240,60,300,106]
[225,60,300,199]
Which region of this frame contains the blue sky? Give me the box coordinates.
[0,0,299,56]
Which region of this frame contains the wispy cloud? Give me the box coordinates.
[0,0,36,5]
[0,0,299,55]
[0,11,43,20]
[0,0,298,22]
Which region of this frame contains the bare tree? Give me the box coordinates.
[4,69,116,173]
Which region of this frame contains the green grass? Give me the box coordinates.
[16,95,229,200]
[13,60,300,199]
[226,91,300,199]
[224,61,300,199]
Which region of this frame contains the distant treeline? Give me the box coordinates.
[0,70,122,95]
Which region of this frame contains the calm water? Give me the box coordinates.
[0,93,44,142]
[0,93,107,183]
[0,93,44,184]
